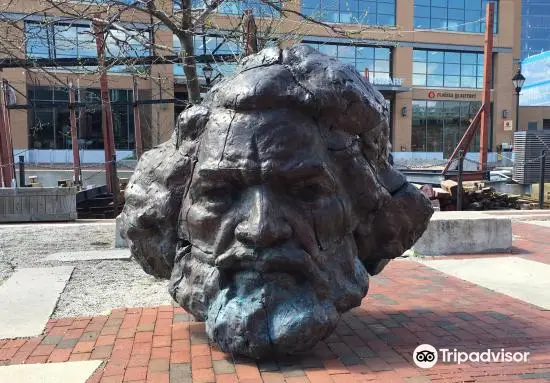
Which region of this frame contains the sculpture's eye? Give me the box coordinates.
[289,180,334,205]
[196,186,234,211]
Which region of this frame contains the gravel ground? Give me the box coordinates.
[0,221,172,318]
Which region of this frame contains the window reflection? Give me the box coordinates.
[411,100,482,155]
[413,0,498,33]
[215,0,282,16]
[412,49,484,89]
[307,42,392,81]
[173,35,242,78]
[302,0,396,26]
[24,21,150,73]
[28,86,135,150]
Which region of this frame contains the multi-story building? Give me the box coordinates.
[521,0,550,59]
[1,0,523,164]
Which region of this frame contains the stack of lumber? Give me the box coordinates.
[415,180,526,211]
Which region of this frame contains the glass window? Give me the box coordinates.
[461,64,476,76]
[413,62,427,74]
[306,42,391,81]
[28,86,134,150]
[412,99,482,153]
[427,51,444,62]
[444,75,460,87]
[302,0,396,25]
[175,34,242,78]
[444,63,460,74]
[25,21,149,74]
[217,0,281,16]
[413,49,485,89]
[25,23,53,58]
[461,76,477,88]
[413,74,427,86]
[427,62,444,75]
[427,75,444,87]
[413,0,498,33]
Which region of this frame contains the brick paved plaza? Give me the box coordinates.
[1,221,550,382]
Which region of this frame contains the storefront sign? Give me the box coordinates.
[371,77,405,87]
[428,91,478,100]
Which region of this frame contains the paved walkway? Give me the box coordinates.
[0,221,549,382]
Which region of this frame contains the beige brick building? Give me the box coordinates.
[0,0,536,163]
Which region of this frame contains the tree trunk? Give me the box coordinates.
[179,0,201,105]
[178,35,201,104]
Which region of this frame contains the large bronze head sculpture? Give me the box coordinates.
[120,44,433,359]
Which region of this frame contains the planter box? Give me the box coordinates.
[0,187,77,223]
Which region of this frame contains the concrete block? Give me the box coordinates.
[0,187,77,223]
[115,214,127,248]
[0,266,74,339]
[412,211,512,255]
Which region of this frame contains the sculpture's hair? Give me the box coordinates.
[120,44,432,279]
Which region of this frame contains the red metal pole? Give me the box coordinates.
[93,16,117,193]
[0,94,8,187]
[479,2,495,172]
[0,79,15,187]
[442,106,484,175]
[68,81,82,186]
[132,76,143,159]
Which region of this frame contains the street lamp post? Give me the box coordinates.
[203,64,214,87]
[512,66,526,132]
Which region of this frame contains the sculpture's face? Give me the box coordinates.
[171,108,370,357]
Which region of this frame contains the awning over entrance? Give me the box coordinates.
[374,85,411,93]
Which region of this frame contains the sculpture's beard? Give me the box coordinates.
[168,236,369,359]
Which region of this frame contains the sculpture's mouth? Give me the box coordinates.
[214,246,329,292]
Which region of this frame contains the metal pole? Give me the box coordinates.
[2,80,16,186]
[93,16,116,194]
[479,2,495,172]
[0,79,15,187]
[112,153,119,217]
[540,150,546,210]
[18,155,24,187]
[132,76,143,159]
[457,150,464,211]
[68,81,82,187]
[515,89,520,132]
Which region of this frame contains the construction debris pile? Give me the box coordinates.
[416,180,532,211]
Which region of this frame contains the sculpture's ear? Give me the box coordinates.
[119,107,206,279]
[355,166,433,276]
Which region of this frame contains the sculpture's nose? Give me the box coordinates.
[235,186,292,248]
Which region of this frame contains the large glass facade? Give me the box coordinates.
[28,86,134,150]
[173,35,241,78]
[414,0,497,33]
[307,42,391,82]
[522,0,550,58]
[412,49,484,88]
[520,52,550,106]
[301,0,395,26]
[25,21,149,73]
[187,0,280,15]
[411,100,481,155]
